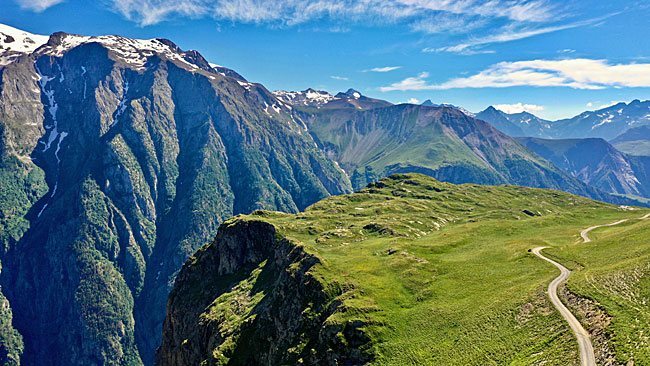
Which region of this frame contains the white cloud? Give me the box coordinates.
[409,12,486,34]
[428,24,574,53]
[406,97,420,104]
[493,102,544,114]
[380,59,650,91]
[586,102,593,108]
[14,0,63,12]
[109,0,557,28]
[380,72,431,91]
[598,101,625,109]
[331,75,349,80]
[365,66,401,72]
[558,48,576,54]
[427,14,616,54]
[395,0,554,22]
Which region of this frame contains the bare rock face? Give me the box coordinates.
[0,28,351,365]
[156,217,371,366]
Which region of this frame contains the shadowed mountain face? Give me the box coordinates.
[611,125,650,157]
[0,29,351,365]
[475,106,552,138]
[517,137,650,199]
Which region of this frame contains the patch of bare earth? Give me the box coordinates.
[560,285,618,365]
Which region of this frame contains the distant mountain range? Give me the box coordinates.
[273,88,392,110]
[611,125,650,156]
[476,100,650,141]
[420,99,474,116]
[518,137,650,199]
[475,106,553,138]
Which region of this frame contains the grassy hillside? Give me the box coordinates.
[546,216,650,364]
[160,173,650,365]
[302,104,645,210]
[613,140,650,157]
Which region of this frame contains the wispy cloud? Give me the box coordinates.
[395,0,555,22]
[493,102,544,114]
[364,66,402,72]
[109,0,557,29]
[14,0,63,12]
[380,59,650,91]
[409,12,486,34]
[427,14,618,54]
[380,72,431,91]
[331,75,349,80]
[406,97,420,104]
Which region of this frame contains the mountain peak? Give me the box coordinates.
[0,23,219,74]
[343,88,362,99]
[0,23,49,65]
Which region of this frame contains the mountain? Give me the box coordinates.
[1,22,648,365]
[301,103,642,207]
[476,101,650,141]
[274,88,392,110]
[552,100,650,140]
[611,125,650,156]
[517,137,650,199]
[0,24,351,365]
[272,88,337,109]
[158,173,650,365]
[421,99,474,116]
[475,106,552,137]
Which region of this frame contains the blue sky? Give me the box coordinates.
[4,0,650,120]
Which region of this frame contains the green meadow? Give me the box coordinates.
[215,173,650,364]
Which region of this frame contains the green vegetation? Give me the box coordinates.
[164,173,650,365]
[0,154,47,254]
[613,140,650,156]
[547,216,650,364]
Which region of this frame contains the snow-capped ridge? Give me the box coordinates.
[273,88,338,108]
[0,23,238,76]
[0,23,49,66]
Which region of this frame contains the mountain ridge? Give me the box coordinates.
[476,100,650,140]
[0,24,351,365]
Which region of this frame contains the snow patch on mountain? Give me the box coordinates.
[0,23,49,66]
[273,88,338,108]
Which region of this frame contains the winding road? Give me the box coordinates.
[532,247,596,366]
[532,212,650,366]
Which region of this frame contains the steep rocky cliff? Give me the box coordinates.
[0,27,351,365]
[157,218,369,365]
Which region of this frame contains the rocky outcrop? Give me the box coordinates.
[157,217,370,366]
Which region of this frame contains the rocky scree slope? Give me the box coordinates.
[0,25,351,365]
